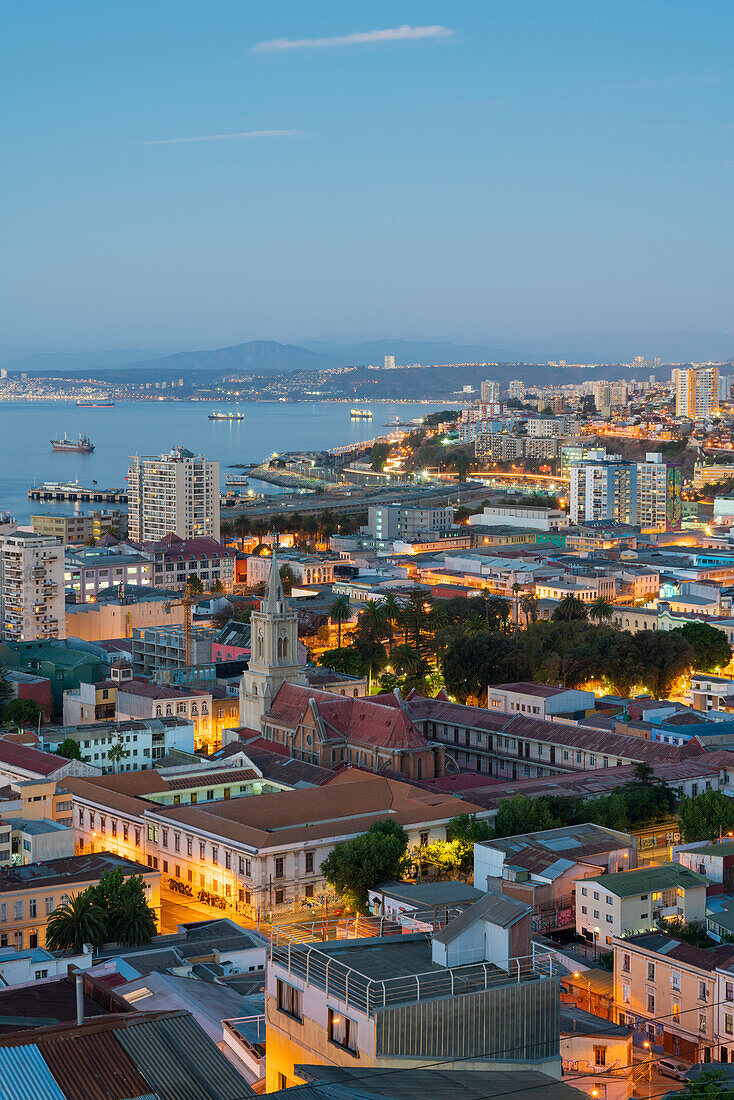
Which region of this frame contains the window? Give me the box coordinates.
[147,825,158,843]
[647,994,655,1014]
[581,906,587,915]
[671,970,681,991]
[135,829,141,846]
[199,842,205,860]
[211,846,218,865]
[593,910,599,920]
[727,1014,734,1036]
[593,892,599,901]
[187,837,193,857]
[161,828,168,848]
[225,850,231,870]
[672,1001,681,1024]
[419,831,429,847]
[29,899,36,918]
[13,902,22,921]
[162,860,168,873]
[647,963,655,982]
[727,982,734,1002]
[622,983,630,1005]
[45,897,54,916]
[123,823,128,842]
[305,884,314,898]
[699,1013,707,1034]
[277,980,302,1021]
[699,981,708,1002]
[593,1046,606,1067]
[606,914,613,924]
[34,969,48,980]
[329,1008,357,1053]
[174,833,180,853]
[275,857,284,879]
[305,851,314,874]
[581,888,588,897]
[275,889,284,905]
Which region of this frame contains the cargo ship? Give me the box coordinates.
[76,396,114,407]
[209,409,245,421]
[51,433,95,453]
[225,474,250,487]
[350,408,373,419]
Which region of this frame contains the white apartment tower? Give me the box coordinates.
[481,380,500,404]
[127,447,220,543]
[569,452,667,531]
[0,533,65,641]
[508,380,525,400]
[675,367,720,419]
[383,355,395,370]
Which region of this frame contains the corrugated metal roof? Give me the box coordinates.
[116,1014,252,1100]
[39,1031,157,1100]
[0,1045,66,1100]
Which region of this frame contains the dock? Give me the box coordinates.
[28,482,128,503]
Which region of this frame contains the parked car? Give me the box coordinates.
[657,1059,688,1081]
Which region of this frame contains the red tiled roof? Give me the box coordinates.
[0,740,70,776]
[504,715,703,763]
[268,683,430,751]
[144,534,233,560]
[117,680,209,700]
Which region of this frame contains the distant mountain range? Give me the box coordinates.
[0,349,154,374]
[5,329,734,380]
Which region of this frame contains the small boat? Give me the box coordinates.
[51,433,95,453]
[209,409,245,421]
[76,397,114,407]
[350,408,373,419]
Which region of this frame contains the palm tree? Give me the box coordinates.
[108,890,157,946]
[552,594,589,622]
[589,597,614,624]
[359,600,388,643]
[381,592,404,653]
[234,514,251,549]
[392,644,420,680]
[330,593,351,648]
[520,593,539,626]
[106,739,129,775]
[464,613,488,636]
[511,582,522,630]
[45,892,107,952]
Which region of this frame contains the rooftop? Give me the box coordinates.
[621,932,734,972]
[0,740,75,776]
[0,853,153,894]
[586,862,708,898]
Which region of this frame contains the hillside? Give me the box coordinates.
[111,340,337,375]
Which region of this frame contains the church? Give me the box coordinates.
[236,551,445,781]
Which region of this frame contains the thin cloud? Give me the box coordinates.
[140,129,304,146]
[250,24,455,53]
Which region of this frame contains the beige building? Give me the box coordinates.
[128,447,220,543]
[0,532,65,642]
[115,680,213,752]
[614,931,734,1062]
[0,852,160,951]
[65,590,186,642]
[676,366,719,419]
[31,510,125,543]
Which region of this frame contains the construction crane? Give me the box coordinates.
[163,580,193,666]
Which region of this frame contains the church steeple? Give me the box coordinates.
[264,548,285,613]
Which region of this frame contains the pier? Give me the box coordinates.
[28,481,128,503]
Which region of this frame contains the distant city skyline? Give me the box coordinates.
[3,2,734,356]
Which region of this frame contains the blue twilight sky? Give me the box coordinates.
[2,1,734,357]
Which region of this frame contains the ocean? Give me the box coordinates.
[3,399,450,522]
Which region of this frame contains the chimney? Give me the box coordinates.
[75,971,84,1026]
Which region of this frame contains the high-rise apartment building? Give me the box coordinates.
[480,379,500,403]
[383,354,395,370]
[569,453,668,531]
[592,381,611,410]
[508,380,525,400]
[0,533,65,641]
[127,447,220,543]
[675,367,720,418]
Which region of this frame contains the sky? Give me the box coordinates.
[2,1,734,357]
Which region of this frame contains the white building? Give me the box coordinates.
[526,417,564,437]
[127,447,220,543]
[676,366,720,419]
[383,355,395,370]
[508,380,525,400]
[575,863,708,947]
[42,717,195,771]
[469,505,568,532]
[0,533,65,641]
[635,453,668,531]
[480,380,500,403]
[0,944,92,986]
[570,453,668,529]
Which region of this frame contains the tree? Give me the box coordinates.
[520,594,539,625]
[677,1072,734,1099]
[86,867,157,946]
[2,698,42,726]
[380,592,404,653]
[441,632,530,705]
[187,574,204,595]
[210,579,225,595]
[330,594,351,648]
[45,892,107,951]
[279,565,296,596]
[320,819,409,911]
[671,622,732,673]
[494,795,562,838]
[642,629,693,697]
[317,648,365,677]
[679,788,734,843]
[552,595,589,622]
[589,597,613,624]
[106,739,130,774]
[657,916,711,948]
[0,666,13,713]
[56,737,83,761]
[451,452,470,482]
[370,442,391,472]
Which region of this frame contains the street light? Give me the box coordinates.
[573,971,592,1012]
